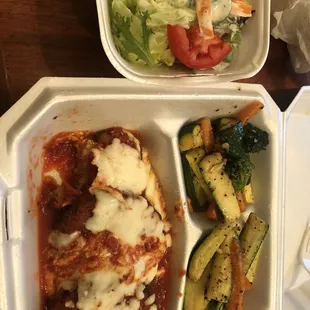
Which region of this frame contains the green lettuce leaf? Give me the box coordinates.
[112,3,156,67]
[136,0,196,65]
[149,30,174,65]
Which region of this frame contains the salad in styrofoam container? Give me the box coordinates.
[110,0,253,71]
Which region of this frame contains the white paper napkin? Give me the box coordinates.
[271,0,310,73]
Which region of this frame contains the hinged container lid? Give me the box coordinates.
[284,86,310,309]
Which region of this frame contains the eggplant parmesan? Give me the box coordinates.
[37,127,172,310]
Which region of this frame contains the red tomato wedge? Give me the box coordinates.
[167,24,232,69]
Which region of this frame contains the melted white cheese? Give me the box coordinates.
[125,130,141,154]
[59,279,77,292]
[77,270,138,310]
[65,301,75,308]
[44,169,62,185]
[77,266,161,310]
[48,231,80,248]
[145,170,166,220]
[144,266,158,285]
[134,259,146,280]
[92,139,148,195]
[85,190,164,245]
[75,134,172,310]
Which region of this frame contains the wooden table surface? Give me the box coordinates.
[1,0,310,116]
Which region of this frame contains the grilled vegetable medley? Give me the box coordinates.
[180,101,270,310]
[179,101,268,218]
[110,0,254,71]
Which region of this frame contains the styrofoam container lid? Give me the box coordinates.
[96,0,270,85]
[283,87,310,310]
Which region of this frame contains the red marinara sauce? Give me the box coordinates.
[36,130,172,310]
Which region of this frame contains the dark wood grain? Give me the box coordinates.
[0,0,309,114]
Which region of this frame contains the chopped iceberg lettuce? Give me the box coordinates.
[111,0,196,67]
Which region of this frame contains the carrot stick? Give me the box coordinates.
[244,274,253,291]
[207,200,219,221]
[228,238,245,310]
[236,192,246,213]
[237,101,264,125]
[200,119,214,152]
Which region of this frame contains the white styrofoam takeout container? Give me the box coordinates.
[96,0,270,85]
[1,77,308,310]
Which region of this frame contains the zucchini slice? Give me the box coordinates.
[218,117,237,131]
[193,176,208,208]
[186,148,213,201]
[213,117,237,132]
[193,125,204,147]
[181,154,201,211]
[179,133,195,152]
[184,262,212,310]
[246,246,262,283]
[199,153,240,221]
[189,221,236,282]
[207,300,225,310]
[180,122,199,136]
[186,147,206,169]
[206,231,235,303]
[179,125,204,152]
[242,184,254,204]
[240,213,269,273]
